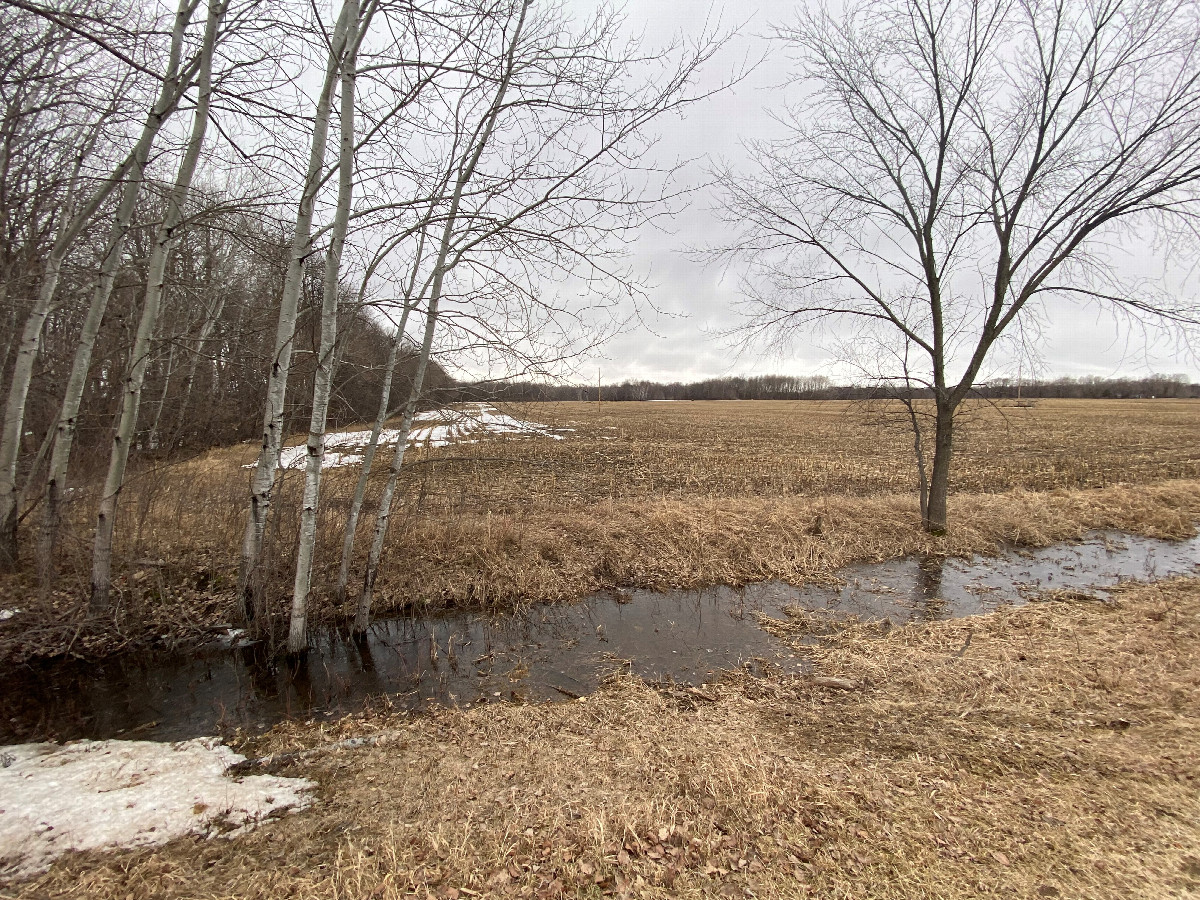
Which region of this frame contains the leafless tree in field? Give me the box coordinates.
[716,0,1200,532]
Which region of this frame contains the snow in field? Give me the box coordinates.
[0,609,18,621]
[252,403,564,471]
[0,738,313,879]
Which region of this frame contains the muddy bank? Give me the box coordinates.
[2,529,1195,745]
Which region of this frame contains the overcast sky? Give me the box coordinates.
[551,0,1200,386]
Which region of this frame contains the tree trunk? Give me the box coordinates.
[923,399,955,534]
[36,0,200,581]
[353,0,529,632]
[0,272,59,569]
[335,318,404,604]
[171,292,225,447]
[336,242,426,603]
[148,340,175,451]
[288,0,362,654]
[0,6,206,570]
[90,0,224,612]
[353,295,439,634]
[237,0,354,625]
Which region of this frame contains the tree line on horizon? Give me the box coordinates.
[467,372,1200,403]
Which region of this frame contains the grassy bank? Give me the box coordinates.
[3,399,1198,661]
[8,575,1200,899]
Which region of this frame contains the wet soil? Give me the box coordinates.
[1,530,1195,745]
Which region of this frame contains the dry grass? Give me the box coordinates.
[7,575,1200,899]
[3,399,1199,659]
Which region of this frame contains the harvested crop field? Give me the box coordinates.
[3,399,1199,660]
[7,575,1200,899]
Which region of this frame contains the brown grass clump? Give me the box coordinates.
[7,576,1200,899]
[4,399,1199,660]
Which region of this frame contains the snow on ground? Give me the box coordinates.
[250,403,564,471]
[0,609,18,621]
[0,738,313,879]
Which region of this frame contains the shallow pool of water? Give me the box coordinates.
[1,530,1195,744]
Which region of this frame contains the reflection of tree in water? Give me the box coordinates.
[240,642,283,700]
[915,556,948,621]
[283,652,314,715]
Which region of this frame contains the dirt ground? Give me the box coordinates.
[6,575,1199,900]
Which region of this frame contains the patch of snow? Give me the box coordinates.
[244,404,563,471]
[0,609,19,621]
[0,738,313,879]
[211,628,253,650]
[275,447,364,469]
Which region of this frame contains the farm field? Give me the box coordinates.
[2,398,1199,660]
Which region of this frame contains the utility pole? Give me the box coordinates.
[597,367,601,412]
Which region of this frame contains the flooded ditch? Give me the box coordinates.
[1,530,1196,745]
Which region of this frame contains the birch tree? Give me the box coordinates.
[350,0,727,631]
[716,0,1200,533]
[335,226,429,604]
[33,0,206,581]
[353,0,531,635]
[236,0,356,622]
[90,0,227,611]
[287,0,371,653]
[0,1,193,569]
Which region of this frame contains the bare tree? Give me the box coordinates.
[349,0,729,633]
[716,0,1200,532]
[90,0,227,611]
[335,227,429,604]
[287,0,373,653]
[33,0,206,581]
[236,0,357,622]
[0,0,173,569]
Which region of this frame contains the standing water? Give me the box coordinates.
[1,531,1195,744]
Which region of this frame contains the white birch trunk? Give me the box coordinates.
[236,0,355,623]
[353,294,439,633]
[0,128,129,568]
[89,0,224,612]
[353,1,529,632]
[336,232,429,603]
[287,0,363,653]
[34,0,200,580]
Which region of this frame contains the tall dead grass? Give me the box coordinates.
[9,575,1200,899]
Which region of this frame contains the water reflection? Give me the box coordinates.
[1,530,1195,745]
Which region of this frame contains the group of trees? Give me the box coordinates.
[0,0,723,650]
[473,372,1198,402]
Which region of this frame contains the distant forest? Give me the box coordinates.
[463,373,1200,403]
